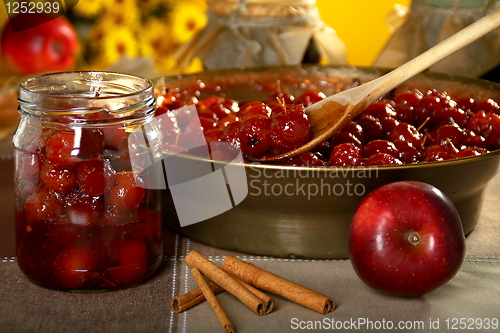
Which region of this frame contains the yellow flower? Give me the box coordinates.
[72,0,109,18]
[136,0,162,13]
[103,0,140,28]
[139,18,175,58]
[170,1,207,44]
[99,25,139,67]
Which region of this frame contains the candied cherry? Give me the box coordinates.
[467,111,500,138]
[24,187,63,224]
[363,99,397,119]
[393,89,423,106]
[454,147,490,159]
[393,140,420,164]
[414,93,445,126]
[387,122,423,149]
[362,140,398,159]
[355,114,383,142]
[54,246,97,289]
[239,115,272,156]
[330,132,363,151]
[433,124,466,148]
[312,141,331,157]
[218,113,239,129]
[238,101,271,122]
[341,121,365,145]
[110,241,148,286]
[266,92,295,104]
[456,97,476,111]
[198,96,225,111]
[364,153,403,166]
[76,160,116,197]
[475,98,500,114]
[210,98,239,119]
[40,162,77,194]
[204,128,224,142]
[394,103,415,124]
[296,89,326,106]
[221,121,242,145]
[329,142,362,167]
[44,131,82,169]
[463,131,488,149]
[379,117,400,138]
[106,171,145,211]
[270,105,311,152]
[199,117,217,132]
[286,152,327,167]
[487,131,500,150]
[422,144,459,162]
[437,107,469,128]
[197,106,218,123]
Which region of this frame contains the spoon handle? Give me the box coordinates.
[362,6,500,102]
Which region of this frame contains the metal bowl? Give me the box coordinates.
[156,65,500,259]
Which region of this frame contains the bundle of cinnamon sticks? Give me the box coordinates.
[171,250,335,332]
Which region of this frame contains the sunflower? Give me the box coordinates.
[169,1,207,44]
[98,25,139,67]
[103,0,141,28]
[72,0,109,18]
[139,17,175,58]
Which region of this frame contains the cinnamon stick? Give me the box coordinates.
[170,281,224,313]
[184,250,267,315]
[191,268,235,333]
[233,277,274,314]
[222,255,335,314]
[170,277,274,314]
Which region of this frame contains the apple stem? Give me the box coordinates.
[406,231,420,246]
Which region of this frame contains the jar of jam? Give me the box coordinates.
[375,0,500,78]
[175,0,347,69]
[14,72,163,291]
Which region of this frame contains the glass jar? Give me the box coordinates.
[14,72,163,291]
[374,0,500,77]
[175,0,347,69]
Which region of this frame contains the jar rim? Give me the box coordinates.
[18,71,156,120]
[20,71,154,101]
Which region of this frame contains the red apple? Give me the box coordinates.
[1,13,79,75]
[348,181,465,297]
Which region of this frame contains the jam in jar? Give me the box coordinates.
[14,72,163,291]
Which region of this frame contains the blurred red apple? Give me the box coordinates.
[348,180,465,297]
[1,13,79,75]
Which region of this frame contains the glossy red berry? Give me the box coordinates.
[296,89,326,106]
[270,105,311,152]
[44,131,82,169]
[76,160,116,197]
[40,162,77,193]
[363,140,398,159]
[329,142,362,167]
[54,246,97,289]
[239,115,272,156]
[23,187,63,224]
[110,241,148,286]
[364,153,403,166]
[106,172,145,211]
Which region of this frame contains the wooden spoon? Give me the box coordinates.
[253,7,500,163]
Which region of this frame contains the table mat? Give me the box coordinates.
[177,252,500,333]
